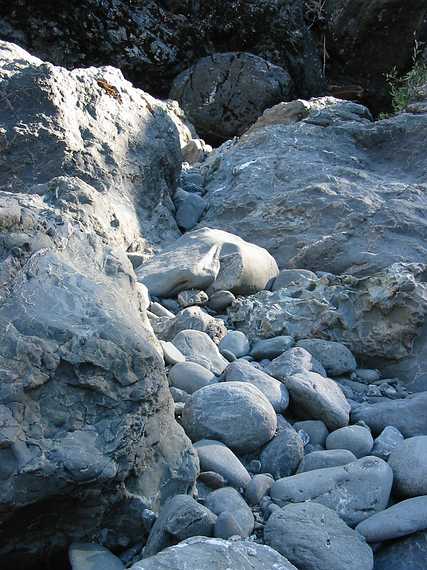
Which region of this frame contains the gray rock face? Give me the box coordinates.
[161,341,185,365]
[143,495,216,558]
[69,543,124,570]
[388,437,427,497]
[371,426,404,460]
[373,530,427,570]
[228,264,427,368]
[131,536,297,570]
[214,512,244,539]
[264,502,373,570]
[298,449,357,473]
[194,440,251,490]
[197,95,427,276]
[260,427,304,479]
[250,336,294,360]
[205,487,254,538]
[225,360,289,413]
[351,393,427,437]
[170,52,293,144]
[326,426,373,458]
[172,330,228,375]
[0,42,198,564]
[271,456,393,526]
[219,331,250,358]
[296,339,357,377]
[279,371,350,430]
[169,362,217,394]
[138,228,279,298]
[182,382,277,453]
[356,496,427,543]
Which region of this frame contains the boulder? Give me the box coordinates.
[279,371,351,430]
[168,362,217,394]
[204,487,254,538]
[326,425,373,458]
[250,336,294,360]
[371,426,404,460]
[160,341,185,365]
[213,512,244,539]
[219,331,250,358]
[130,536,297,570]
[137,228,279,297]
[268,347,326,379]
[153,306,227,344]
[175,191,207,231]
[69,543,124,570]
[373,530,427,570]
[356,496,427,542]
[0,42,198,566]
[351,393,427,437]
[193,440,251,490]
[197,95,427,277]
[182,382,277,453]
[388,436,427,497]
[270,456,393,526]
[225,360,289,413]
[293,420,329,448]
[264,502,373,570]
[246,474,274,506]
[170,52,293,144]
[296,339,357,376]
[177,289,208,308]
[272,269,317,291]
[298,449,357,473]
[143,495,216,558]
[260,427,305,479]
[172,330,228,375]
[207,290,235,313]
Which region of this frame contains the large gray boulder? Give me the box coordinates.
[131,536,297,570]
[296,339,357,377]
[137,228,279,298]
[0,42,198,565]
[170,52,293,144]
[326,425,373,458]
[152,306,227,344]
[225,360,289,413]
[204,487,254,538]
[260,425,304,479]
[356,496,427,543]
[270,456,393,526]
[168,362,217,394]
[373,530,427,570]
[196,95,427,276]
[278,371,350,430]
[143,494,217,558]
[388,436,427,497]
[182,382,277,453]
[264,502,373,570]
[298,449,357,473]
[351,392,427,436]
[193,440,251,489]
[172,330,228,375]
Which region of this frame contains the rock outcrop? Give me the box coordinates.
[196,97,427,274]
[0,41,198,567]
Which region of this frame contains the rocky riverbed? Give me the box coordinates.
[0,3,427,569]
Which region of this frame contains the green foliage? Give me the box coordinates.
[385,62,427,114]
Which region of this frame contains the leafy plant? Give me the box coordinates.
[381,36,427,117]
